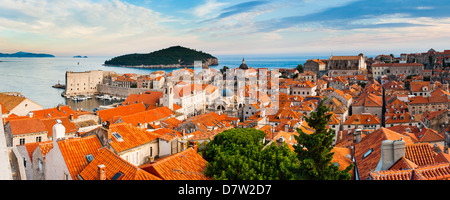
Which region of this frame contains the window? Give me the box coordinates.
[85,154,94,163]
[20,138,25,145]
[38,159,43,171]
[111,172,125,180]
[362,148,373,159]
[111,132,124,142]
[36,136,41,142]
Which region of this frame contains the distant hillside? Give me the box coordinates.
[104,46,218,68]
[0,51,55,57]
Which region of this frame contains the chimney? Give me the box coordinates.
[379,140,394,171]
[182,129,186,137]
[393,139,405,164]
[69,114,74,121]
[354,129,362,144]
[98,164,106,180]
[57,105,61,112]
[52,120,66,146]
[377,139,405,171]
[276,136,285,147]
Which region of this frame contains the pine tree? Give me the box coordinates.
[293,99,353,180]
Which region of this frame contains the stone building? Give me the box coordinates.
[304,59,326,77]
[372,63,423,79]
[327,54,367,77]
[65,70,112,97]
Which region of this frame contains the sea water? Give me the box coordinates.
[0,55,324,111]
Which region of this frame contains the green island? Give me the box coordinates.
[104,46,218,68]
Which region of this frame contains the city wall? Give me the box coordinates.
[97,84,160,98]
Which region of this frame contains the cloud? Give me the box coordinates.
[252,0,450,32]
[201,0,270,22]
[0,0,172,54]
[192,0,229,18]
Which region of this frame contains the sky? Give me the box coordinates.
[1,0,450,57]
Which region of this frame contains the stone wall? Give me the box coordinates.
[97,84,161,98]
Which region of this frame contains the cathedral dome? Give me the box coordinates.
[239,58,248,70]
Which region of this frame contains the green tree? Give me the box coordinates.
[296,64,304,73]
[203,128,299,180]
[293,100,353,180]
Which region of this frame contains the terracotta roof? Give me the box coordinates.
[22,141,53,162]
[0,93,27,111]
[182,112,233,133]
[57,135,103,180]
[386,98,408,110]
[333,89,352,101]
[160,117,182,129]
[139,148,211,180]
[385,113,415,124]
[330,56,362,60]
[117,106,174,127]
[372,63,423,67]
[352,93,383,107]
[31,106,77,119]
[405,143,437,166]
[41,117,78,137]
[410,81,431,93]
[370,163,450,180]
[107,123,159,153]
[7,118,47,135]
[414,128,444,143]
[355,127,415,180]
[343,114,380,125]
[331,147,354,178]
[122,91,163,106]
[0,102,8,114]
[152,128,182,141]
[97,103,147,123]
[78,148,161,180]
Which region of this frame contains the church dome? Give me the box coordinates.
[239,58,248,70]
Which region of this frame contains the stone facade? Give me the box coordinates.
[327,54,367,77]
[65,70,109,96]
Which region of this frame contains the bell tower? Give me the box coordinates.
[163,77,174,110]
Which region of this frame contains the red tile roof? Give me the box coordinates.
[97,103,147,123]
[78,148,161,180]
[352,93,383,107]
[355,127,415,180]
[405,143,436,166]
[57,135,103,180]
[343,114,380,125]
[41,117,78,137]
[107,123,159,153]
[117,106,174,127]
[7,118,47,135]
[31,105,77,119]
[122,91,163,106]
[140,148,211,180]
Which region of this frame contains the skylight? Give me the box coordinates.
[85,154,94,163]
[362,148,373,159]
[112,132,124,142]
[111,171,125,180]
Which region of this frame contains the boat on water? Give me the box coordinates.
[103,95,112,101]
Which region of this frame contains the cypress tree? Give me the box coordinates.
[293,99,353,180]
